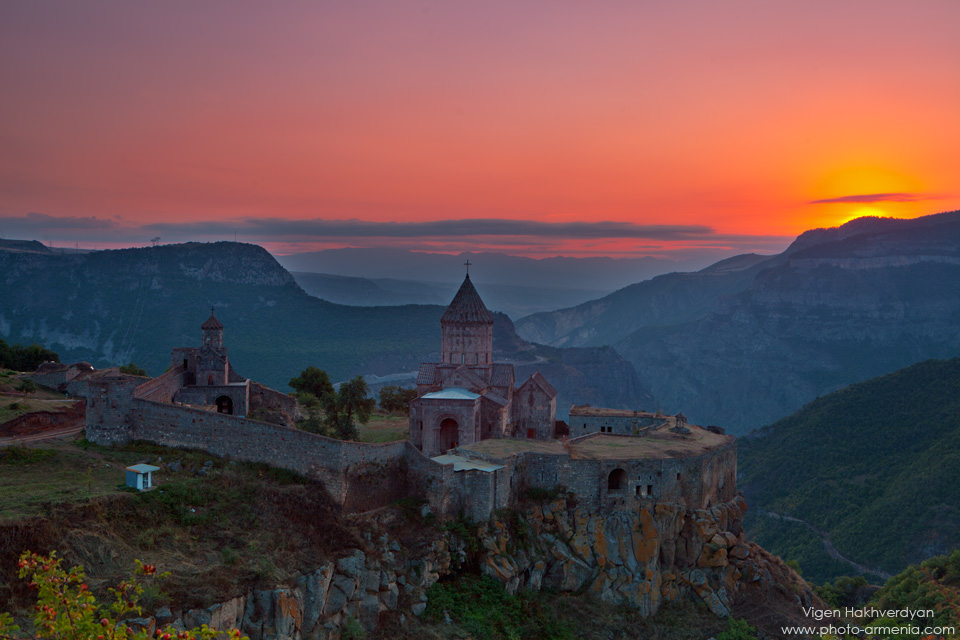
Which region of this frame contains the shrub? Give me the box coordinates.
[717,617,758,640]
[0,551,245,640]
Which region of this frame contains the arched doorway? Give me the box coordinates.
[607,468,627,493]
[439,418,459,452]
[216,395,233,415]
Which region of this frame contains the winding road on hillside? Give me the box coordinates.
[759,509,892,580]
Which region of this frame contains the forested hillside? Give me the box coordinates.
[739,358,960,583]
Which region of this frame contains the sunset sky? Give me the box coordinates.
[1,1,958,258]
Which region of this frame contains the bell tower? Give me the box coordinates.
[201,307,224,352]
[440,264,494,366]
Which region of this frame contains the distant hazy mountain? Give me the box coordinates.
[290,271,613,318]
[0,241,649,409]
[517,211,960,432]
[275,247,715,291]
[739,358,960,583]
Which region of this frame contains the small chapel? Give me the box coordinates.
[409,270,558,457]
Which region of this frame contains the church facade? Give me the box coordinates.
[409,274,558,456]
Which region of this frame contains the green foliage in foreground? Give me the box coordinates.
[716,617,757,640]
[425,575,574,640]
[0,551,242,640]
[866,549,960,639]
[739,358,960,581]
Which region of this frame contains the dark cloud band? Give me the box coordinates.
[809,192,929,204]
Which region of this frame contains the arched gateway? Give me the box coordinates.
[439,417,459,452]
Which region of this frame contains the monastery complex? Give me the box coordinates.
[37,271,737,520]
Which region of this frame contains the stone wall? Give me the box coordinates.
[135,367,186,403]
[173,381,250,417]
[124,398,478,517]
[510,381,556,439]
[462,434,738,513]
[82,375,143,444]
[249,382,300,424]
[569,413,662,436]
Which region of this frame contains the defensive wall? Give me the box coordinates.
[78,374,735,522]
[458,430,737,512]
[568,405,670,436]
[80,374,502,519]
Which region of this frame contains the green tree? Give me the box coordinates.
[325,376,375,440]
[289,368,373,440]
[15,379,37,394]
[379,385,417,414]
[118,362,147,376]
[0,339,59,372]
[0,550,243,640]
[288,366,334,402]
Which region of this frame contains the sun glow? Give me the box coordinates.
[840,206,890,225]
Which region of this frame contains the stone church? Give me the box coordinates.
[167,309,296,422]
[409,273,558,456]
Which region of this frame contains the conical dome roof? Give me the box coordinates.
[441,275,494,325]
[201,308,223,330]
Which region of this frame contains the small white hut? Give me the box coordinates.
[125,463,159,491]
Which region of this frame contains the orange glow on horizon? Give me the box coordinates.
[1,2,958,257]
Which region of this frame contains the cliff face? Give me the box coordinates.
[478,496,752,618]
[120,494,815,639]
[131,495,793,639]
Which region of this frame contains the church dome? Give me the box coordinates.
[441,275,494,325]
[201,309,223,330]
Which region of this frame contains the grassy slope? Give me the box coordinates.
[0,371,74,424]
[0,438,362,611]
[739,358,960,583]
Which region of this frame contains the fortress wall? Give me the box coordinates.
[402,443,462,516]
[466,438,739,512]
[135,367,185,403]
[128,399,460,515]
[84,376,142,444]
[249,382,299,421]
[131,399,349,500]
[339,440,414,513]
[568,414,661,437]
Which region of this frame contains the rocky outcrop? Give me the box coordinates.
[143,535,460,640]
[476,495,752,618]
[133,494,807,638]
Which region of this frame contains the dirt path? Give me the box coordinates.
[758,509,892,579]
[0,425,84,446]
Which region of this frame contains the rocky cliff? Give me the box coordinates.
[478,497,753,618]
[126,494,815,639]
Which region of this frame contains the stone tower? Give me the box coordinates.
[197,308,228,385]
[201,308,224,351]
[441,274,494,366]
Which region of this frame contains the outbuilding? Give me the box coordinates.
[125,463,159,491]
